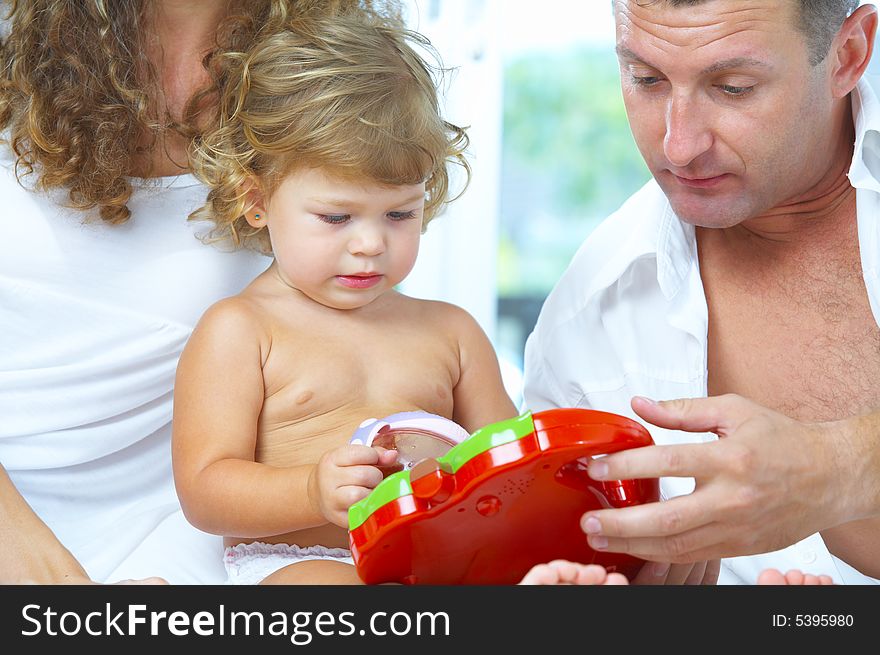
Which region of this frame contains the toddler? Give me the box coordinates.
[173,14,519,585]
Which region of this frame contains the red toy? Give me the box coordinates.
[348,408,660,584]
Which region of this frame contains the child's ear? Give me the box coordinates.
[241,176,268,229]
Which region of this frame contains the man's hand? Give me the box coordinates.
[629,559,720,585]
[309,444,398,528]
[579,394,870,562]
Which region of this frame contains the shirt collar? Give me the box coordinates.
[848,75,880,193]
[656,202,697,300]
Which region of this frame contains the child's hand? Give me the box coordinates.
[308,444,398,527]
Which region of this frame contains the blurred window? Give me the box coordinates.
[496,1,650,381]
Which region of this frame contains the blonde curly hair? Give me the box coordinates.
[0,0,403,225]
[188,14,469,254]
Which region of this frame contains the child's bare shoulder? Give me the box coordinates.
[402,297,484,334]
[185,296,273,361]
[196,295,266,333]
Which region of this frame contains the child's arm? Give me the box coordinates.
[172,299,393,536]
[443,304,519,433]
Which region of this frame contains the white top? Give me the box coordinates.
[0,150,270,583]
[522,76,880,585]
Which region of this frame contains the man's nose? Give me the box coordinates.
[348,223,386,256]
[663,94,713,168]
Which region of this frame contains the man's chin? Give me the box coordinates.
[661,186,750,229]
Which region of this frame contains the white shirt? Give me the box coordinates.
[522,76,880,585]
[0,153,270,583]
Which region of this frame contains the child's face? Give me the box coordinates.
[258,167,425,310]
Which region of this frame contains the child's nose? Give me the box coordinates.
[349,224,386,256]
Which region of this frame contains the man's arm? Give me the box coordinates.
[0,463,94,583]
[580,394,880,562]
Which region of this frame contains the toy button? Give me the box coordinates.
[410,458,454,505]
[476,495,502,517]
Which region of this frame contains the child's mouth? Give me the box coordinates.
[336,274,383,289]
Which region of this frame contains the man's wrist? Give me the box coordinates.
[818,412,880,523]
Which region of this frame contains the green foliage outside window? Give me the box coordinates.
[499,47,650,297]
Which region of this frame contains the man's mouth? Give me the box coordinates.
[670,172,731,189]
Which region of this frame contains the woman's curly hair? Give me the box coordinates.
[0,0,403,225]
[188,13,469,254]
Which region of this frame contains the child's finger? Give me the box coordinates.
[329,444,384,466]
[518,563,559,585]
[373,446,399,465]
[757,568,787,584]
[784,569,805,585]
[337,464,385,490]
[604,572,630,585]
[544,560,582,584]
[573,564,611,585]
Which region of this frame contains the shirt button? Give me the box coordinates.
[799,549,817,564]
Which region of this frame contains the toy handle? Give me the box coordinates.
[532,408,653,455]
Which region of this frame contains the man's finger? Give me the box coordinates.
[683,560,708,585]
[588,442,720,481]
[630,560,674,585]
[581,493,713,540]
[702,559,721,585]
[583,518,727,562]
[631,394,749,434]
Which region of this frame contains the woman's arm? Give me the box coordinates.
[0,464,93,583]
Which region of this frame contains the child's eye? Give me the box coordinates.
[317,214,350,224]
[388,210,417,221]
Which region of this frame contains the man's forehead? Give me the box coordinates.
[613,0,797,34]
[614,0,801,61]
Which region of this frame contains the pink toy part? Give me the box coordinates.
[349,412,470,478]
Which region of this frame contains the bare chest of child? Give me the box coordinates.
[239,293,463,549]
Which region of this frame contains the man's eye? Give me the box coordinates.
[317,214,350,224]
[632,75,662,87]
[718,84,754,97]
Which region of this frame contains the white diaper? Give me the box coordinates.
[224,542,354,585]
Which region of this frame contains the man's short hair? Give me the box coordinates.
[635,1,859,65]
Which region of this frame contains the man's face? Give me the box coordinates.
[615,0,837,228]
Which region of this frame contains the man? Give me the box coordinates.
[523,0,880,584]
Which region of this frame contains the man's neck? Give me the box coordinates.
[733,168,856,247]
[725,104,857,247]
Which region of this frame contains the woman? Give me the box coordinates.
[0,0,401,585]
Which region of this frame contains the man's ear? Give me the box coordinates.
[241,176,268,228]
[829,4,878,99]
